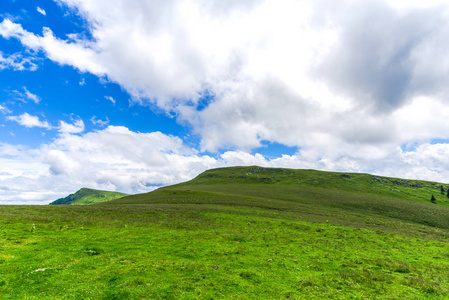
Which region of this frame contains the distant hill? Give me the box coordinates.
[49,188,128,205]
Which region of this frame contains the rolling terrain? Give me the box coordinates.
[1,166,449,299]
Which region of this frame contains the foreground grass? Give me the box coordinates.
[1,202,449,299]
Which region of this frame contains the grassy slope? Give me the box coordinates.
[2,166,449,299]
[49,188,128,205]
[171,166,449,204]
[114,166,449,230]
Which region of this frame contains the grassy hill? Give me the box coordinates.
[171,166,449,204]
[111,166,449,230]
[2,166,449,299]
[49,188,128,205]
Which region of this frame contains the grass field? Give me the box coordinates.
[1,166,449,299]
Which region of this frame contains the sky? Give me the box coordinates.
[2,0,449,204]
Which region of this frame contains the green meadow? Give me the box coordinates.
[1,166,449,299]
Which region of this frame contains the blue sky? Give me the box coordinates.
[2,0,449,204]
[0,0,186,146]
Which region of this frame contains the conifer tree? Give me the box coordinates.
[431,194,437,203]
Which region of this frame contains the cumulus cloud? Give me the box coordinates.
[58,119,84,134]
[3,0,448,153]
[0,1,327,110]
[7,113,51,129]
[0,19,106,74]
[315,0,449,112]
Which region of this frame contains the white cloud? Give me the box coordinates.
[0,51,38,71]
[315,0,449,112]
[3,0,448,153]
[388,0,449,10]
[0,19,106,74]
[91,115,109,127]
[0,104,11,114]
[37,7,47,16]
[9,87,42,104]
[23,87,41,104]
[105,96,115,104]
[7,113,51,129]
[58,119,84,134]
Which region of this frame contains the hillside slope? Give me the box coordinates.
[179,166,449,203]
[50,188,128,205]
[107,166,449,230]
